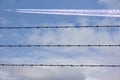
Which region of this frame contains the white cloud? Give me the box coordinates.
[1,0,120,79]
[26,24,120,56]
[1,17,120,80]
[27,28,116,45]
[0,70,16,80]
[0,65,85,80]
[22,18,120,80]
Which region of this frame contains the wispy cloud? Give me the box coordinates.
[1,18,120,80]
[1,8,120,80]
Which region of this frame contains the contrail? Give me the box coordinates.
[15,10,120,17]
[7,9,120,17]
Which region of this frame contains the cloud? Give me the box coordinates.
[26,24,120,56]
[24,18,120,80]
[0,65,85,80]
[0,70,16,80]
[27,27,117,45]
[98,0,120,8]
[0,17,120,80]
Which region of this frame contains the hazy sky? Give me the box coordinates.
[0,0,120,80]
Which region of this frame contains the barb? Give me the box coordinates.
[11,9,120,17]
[0,64,120,67]
[0,45,120,47]
[0,26,120,29]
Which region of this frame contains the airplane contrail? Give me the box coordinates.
[7,9,120,17]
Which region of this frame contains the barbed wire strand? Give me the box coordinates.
[0,26,120,29]
[0,64,120,67]
[0,45,120,47]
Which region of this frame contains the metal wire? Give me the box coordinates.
[0,64,120,67]
[0,26,120,29]
[0,44,120,47]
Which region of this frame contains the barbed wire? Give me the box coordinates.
[0,64,120,67]
[0,26,120,29]
[0,44,120,47]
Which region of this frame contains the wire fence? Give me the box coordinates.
[0,44,120,47]
[0,64,120,67]
[0,25,120,29]
[0,25,120,68]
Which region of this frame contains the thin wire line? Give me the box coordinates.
[0,45,120,47]
[0,26,120,29]
[0,64,120,67]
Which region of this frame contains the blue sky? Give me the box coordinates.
[0,0,116,26]
[0,0,120,80]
